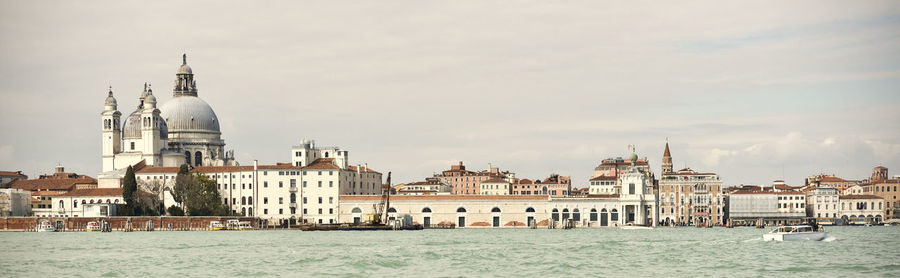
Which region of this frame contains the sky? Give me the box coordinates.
[1,1,899,187]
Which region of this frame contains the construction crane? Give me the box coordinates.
[371,172,391,225]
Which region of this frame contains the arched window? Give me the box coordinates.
[81,200,86,204]
[90,200,95,204]
[491,207,501,213]
[573,209,581,221]
[525,207,535,213]
[106,199,111,203]
[611,209,619,221]
[185,151,191,165]
[562,208,570,219]
[590,208,598,221]
[290,193,296,203]
[387,207,397,213]
[352,207,362,213]
[195,151,202,166]
[457,207,467,213]
[241,197,246,205]
[552,208,559,221]
[241,207,246,216]
[59,200,64,209]
[422,207,432,213]
[325,152,329,158]
[248,197,253,204]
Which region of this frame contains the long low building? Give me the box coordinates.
[339,191,658,228]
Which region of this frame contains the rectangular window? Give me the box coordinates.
[318,197,322,204]
[264,209,268,214]
[318,208,322,214]
[279,197,283,204]
[329,197,333,204]
[303,181,307,187]
[290,179,296,188]
[318,181,322,187]
[318,171,322,176]
[279,208,283,214]
[329,171,333,176]
[264,181,268,188]
[279,181,283,188]
[303,197,307,204]
[303,208,307,214]
[264,197,268,204]
[329,181,333,187]
[329,208,333,214]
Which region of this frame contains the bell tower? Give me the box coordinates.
[662,141,673,174]
[101,87,122,172]
[140,84,163,165]
[173,54,198,97]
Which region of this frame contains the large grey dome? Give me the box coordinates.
[159,96,220,134]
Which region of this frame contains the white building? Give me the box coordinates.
[839,195,884,224]
[588,175,616,195]
[101,54,237,173]
[806,187,840,224]
[51,188,123,217]
[480,178,511,195]
[135,141,382,225]
[728,191,807,226]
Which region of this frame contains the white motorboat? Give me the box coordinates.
[85,221,102,232]
[763,225,827,241]
[37,220,55,232]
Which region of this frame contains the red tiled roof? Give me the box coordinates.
[348,165,380,174]
[817,176,847,182]
[58,188,123,197]
[8,176,96,191]
[482,178,508,183]
[301,158,341,170]
[0,171,26,177]
[136,166,181,174]
[841,194,883,200]
[590,175,617,181]
[191,166,255,173]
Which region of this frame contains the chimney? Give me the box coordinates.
[253,160,258,171]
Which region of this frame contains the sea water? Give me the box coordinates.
[1,226,898,277]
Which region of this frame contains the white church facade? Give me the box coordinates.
[101,54,237,173]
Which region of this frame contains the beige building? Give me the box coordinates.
[839,195,884,224]
[480,178,511,195]
[0,188,32,216]
[806,187,840,224]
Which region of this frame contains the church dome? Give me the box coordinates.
[177,64,192,75]
[123,109,142,139]
[122,108,168,140]
[159,96,220,134]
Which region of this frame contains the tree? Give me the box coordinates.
[172,164,190,204]
[167,205,185,216]
[182,174,228,216]
[121,166,138,216]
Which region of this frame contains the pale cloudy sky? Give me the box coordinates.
[1,1,899,187]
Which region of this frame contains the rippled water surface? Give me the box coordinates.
[1,226,899,277]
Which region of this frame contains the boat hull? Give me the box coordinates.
[763,232,827,241]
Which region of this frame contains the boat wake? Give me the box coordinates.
[743,237,762,243]
[822,236,837,242]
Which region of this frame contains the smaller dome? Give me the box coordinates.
[104,90,117,107]
[123,109,142,139]
[145,94,157,105]
[177,54,192,74]
[629,153,638,162]
[177,64,192,75]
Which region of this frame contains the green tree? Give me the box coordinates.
[121,166,138,216]
[167,205,185,216]
[172,164,190,204]
[183,174,228,216]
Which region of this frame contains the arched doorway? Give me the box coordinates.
[525,207,536,227]
[600,208,609,226]
[351,207,362,224]
[457,207,467,227]
[491,207,501,227]
[552,208,559,221]
[590,208,598,222]
[610,209,619,225]
[562,208,570,220]
[573,209,581,222]
[422,207,432,227]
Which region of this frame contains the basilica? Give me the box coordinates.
[101,54,237,173]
